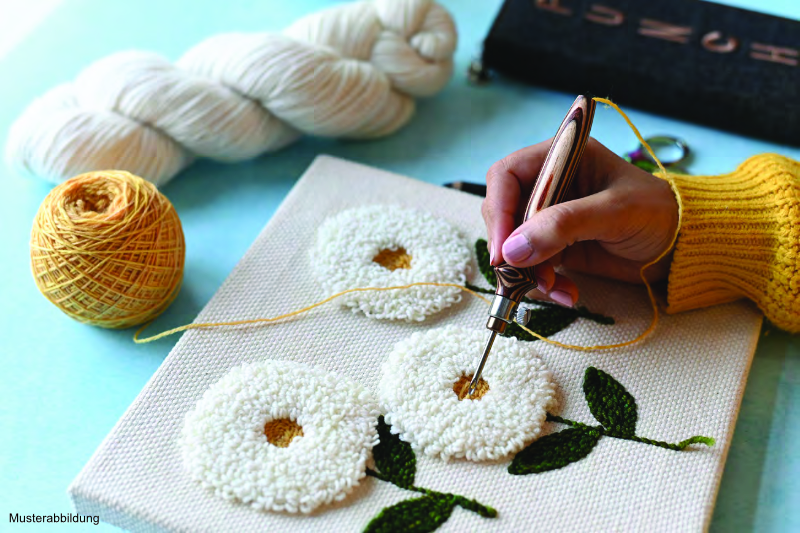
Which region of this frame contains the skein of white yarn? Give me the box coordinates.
[6,0,457,185]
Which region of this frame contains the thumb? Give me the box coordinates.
[501,190,620,267]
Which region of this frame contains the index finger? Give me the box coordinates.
[482,139,552,265]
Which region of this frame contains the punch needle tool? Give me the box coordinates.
[468,95,597,397]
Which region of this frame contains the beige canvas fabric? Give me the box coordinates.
[69,156,763,532]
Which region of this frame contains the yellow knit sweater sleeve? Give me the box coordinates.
[666,153,800,332]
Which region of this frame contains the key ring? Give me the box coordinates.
[624,136,690,174]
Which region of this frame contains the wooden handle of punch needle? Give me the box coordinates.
[493,95,596,302]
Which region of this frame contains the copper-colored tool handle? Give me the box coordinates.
[524,95,596,221]
[493,95,596,301]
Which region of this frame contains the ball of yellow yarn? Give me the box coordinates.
[30,170,185,329]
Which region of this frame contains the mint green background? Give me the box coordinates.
[0,1,798,531]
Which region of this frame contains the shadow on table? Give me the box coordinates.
[709,325,792,532]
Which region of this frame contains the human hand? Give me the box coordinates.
[481,138,679,307]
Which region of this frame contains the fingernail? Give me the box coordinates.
[503,234,533,263]
[536,276,549,292]
[549,290,575,307]
[488,240,495,265]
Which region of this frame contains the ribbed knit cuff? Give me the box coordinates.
[666,154,800,332]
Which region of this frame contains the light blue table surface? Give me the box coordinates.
[0,0,798,531]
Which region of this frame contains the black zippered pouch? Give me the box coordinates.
[481,0,800,146]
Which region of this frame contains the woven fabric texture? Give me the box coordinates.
[69,156,763,532]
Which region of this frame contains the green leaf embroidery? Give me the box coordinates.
[571,304,615,325]
[509,367,715,476]
[475,238,497,287]
[373,416,415,488]
[508,427,602,475]
[583,367,638,438]
[365,419,497,532]
[364,495,455,533]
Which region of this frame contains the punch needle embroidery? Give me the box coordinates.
[312,205,471,321]
[182,360,495,530]
[470,238,615,341]
[380,326,556,462]
[509,367,715,475]
[364,417,497,532]
[180,360,379,513]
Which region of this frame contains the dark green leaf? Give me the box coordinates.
[504,304,615,342]
[363,495,455,533]
[509,427,601,475]
[517,299,614,324]
[583,367,638,437]
[373,416,415,488]
[475,239,497,287]
[503,306,581,342]
[575,305,615,325]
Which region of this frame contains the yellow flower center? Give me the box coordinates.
[264,418,304,447]
[373,247,412,271]
[453,374,490,401]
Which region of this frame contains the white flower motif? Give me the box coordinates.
[181,360,379,514]
[312,205,471,321]
[379,325,556,462]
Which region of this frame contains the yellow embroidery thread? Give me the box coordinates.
[137,282,647,350]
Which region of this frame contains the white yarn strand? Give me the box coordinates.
[5,0,456,185]
[74,50,294,161]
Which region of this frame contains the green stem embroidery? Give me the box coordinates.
[449,495,497,518]
[366,470,497,518]
[546,413,716,451]
[545,414,599,431]
[364,417,497,532]
[510,368,716,475]
[621,434,716,451]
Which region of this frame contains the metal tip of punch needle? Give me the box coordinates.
[468,331,497,397]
